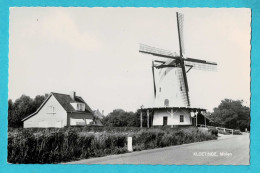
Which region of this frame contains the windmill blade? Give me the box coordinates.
[180,60,190,106]
[176,12,185,57]
[152,61,156,98]
[154,60,166,64]
[176,68,190,107]
[184,58,217,71]
[139,44,180,59]
[176,12,189,104]
[155,59,178,69]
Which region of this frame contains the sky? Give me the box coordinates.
[9,8,251,115]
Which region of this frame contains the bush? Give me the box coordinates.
[233,130,242,135]
[133,127,216,151]
[8,126,217,163]
[8,129,128,163]
[217,129,230,135]
[209,129,218,136]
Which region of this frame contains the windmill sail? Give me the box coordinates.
[176,12,185,56]
[177,12,190,106]
[139,44,179,59]
[184,58,217,71]
[139,11,218,109]
[176,68,190,106]
[152,61,156,98]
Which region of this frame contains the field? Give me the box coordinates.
[8,126,217,164]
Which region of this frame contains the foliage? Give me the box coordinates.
[208,128,218,136]
[209,99,250,131]
[102,109,140,127]
[8,126,217,163]
[8,94,47,128]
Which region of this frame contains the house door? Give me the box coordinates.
[163,117,168,126]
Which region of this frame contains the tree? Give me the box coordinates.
[12,95,34,127]
[102,109,140,127]
[8,94,47,128]
[210,99,250,131]
[32,95,46,112]
[8,99,15,128]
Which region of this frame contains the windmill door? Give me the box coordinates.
[163,117,168,126]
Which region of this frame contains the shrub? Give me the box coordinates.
[8,126,217,163]
[217,129,230,135]
[233,130,242,135]
[209,129,218,136]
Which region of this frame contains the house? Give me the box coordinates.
[93,118,103,126]
[192,112,214,126]
[140,107,206,127]
[22,91,94,128]
[94,109,105,119]
[93,109,104,126]
[191,112,214,127]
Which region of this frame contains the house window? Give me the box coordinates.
[48,106,55,114]
[180,115,184,122]
[77,103,85,111]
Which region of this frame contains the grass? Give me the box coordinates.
[8,126,217,164]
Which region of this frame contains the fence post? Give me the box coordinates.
[196,114,198,127]
[140,111,143,128]
[147,109,149,128]
[127,137,133,152]
[171,109,173,128]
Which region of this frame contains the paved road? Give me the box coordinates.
[67,133,250,165]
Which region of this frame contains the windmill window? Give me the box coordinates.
[180,115,184,122]
[164,99,169,107]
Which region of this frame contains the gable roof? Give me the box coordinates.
[93,118,103,126]
[52,92,93,113]
[22,92,93,121]
[94,109,105,119]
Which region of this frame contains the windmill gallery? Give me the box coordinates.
[138,12,217,127]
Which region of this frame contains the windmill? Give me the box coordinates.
[139,12,217,127]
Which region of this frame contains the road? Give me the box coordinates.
[67,133,250,165]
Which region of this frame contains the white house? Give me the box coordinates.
[22,91,94,128]
[140,107,206,127]
[152,108,192,126]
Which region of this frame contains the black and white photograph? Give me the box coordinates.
[8,7,250,165]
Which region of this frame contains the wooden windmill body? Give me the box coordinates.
[139,12,217,127]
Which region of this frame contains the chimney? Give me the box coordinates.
[70,91,76,100]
